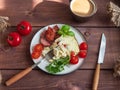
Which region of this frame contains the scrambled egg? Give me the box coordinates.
[42,36,79,61]
[42,47,51,56]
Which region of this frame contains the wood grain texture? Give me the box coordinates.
[0,27,120,69]
[0,0,119,26]
[0,0,120,90]
[1,70,120,90]
[5,66,33,86]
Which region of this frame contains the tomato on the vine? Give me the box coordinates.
[7,32,22,47]
[79,42,88,50]
[17,21,32,36]
[78,50,87,58]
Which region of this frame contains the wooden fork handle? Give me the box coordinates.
[92,64,100,90]
[5,67,32,86]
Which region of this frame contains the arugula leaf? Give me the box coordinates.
[46,56,70,74]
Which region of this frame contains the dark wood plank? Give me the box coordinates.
[79,27,120,69]
[0,70,120,90]
[0,27,120,69]
[0,0,119,26]
[0,0,120,90]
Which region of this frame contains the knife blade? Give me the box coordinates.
[98,33,106,64]
[92,33,106,90]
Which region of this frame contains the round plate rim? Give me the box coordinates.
[30,23,87,75]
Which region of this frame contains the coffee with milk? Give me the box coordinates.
[70,0,95,17]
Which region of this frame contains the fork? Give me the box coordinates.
[5,50,53,86]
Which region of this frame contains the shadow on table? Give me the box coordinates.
[28,0,74,25]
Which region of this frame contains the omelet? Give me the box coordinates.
[52,36,79,59]
[42,35,80,61]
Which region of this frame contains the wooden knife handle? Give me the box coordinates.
[5,67,32,86]
[92,64,100,90]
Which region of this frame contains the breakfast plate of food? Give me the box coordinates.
[30,24,88,75]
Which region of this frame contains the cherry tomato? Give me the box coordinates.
[17,21,32,36]
[70,51,79,64]
[31,51,41,59]
[32,43,44,59]
[34,44,44,52]
[70,55,79,64]
[79,42,88,50]
[71,51,75,56]
[7,32,22,47]
[78,50,87,58]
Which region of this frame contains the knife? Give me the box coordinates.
[92,33,106,90]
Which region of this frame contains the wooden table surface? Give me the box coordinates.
[0,0,120,90]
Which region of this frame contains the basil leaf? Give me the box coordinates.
[61,25,70,31]
[58,30,64,35]
[63,29,69,34]
[67,31,75,36]
[57,25,75,37]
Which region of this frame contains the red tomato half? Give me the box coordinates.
[17,21,32,36]
[32,43,44,59]
[78,50,87,58]
[79,42,88,50]
[31,51,41,59]
[34,44,44,52]
[7,32,22,47]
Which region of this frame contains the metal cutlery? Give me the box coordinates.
[5,50,53,86]
[92,33,106,90]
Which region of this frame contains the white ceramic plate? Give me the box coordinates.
[30,24,86,75]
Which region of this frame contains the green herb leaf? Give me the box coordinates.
[63,29,69,34]
[46,56,70,74]
[57,25,75,37]
[61,25,70,31]
[67,31,75,36]
[58,30,64,35]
